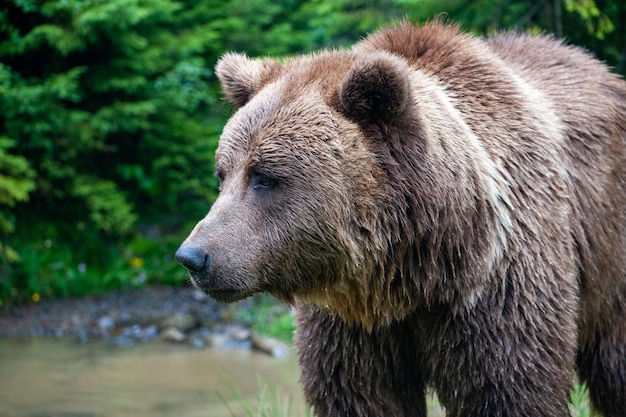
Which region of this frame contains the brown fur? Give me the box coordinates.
[176,21,626,417]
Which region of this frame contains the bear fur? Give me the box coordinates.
[176,21,626,417]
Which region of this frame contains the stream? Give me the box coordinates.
[0,338,304,417]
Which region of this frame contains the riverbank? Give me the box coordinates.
[0,285,291,356]
[0,285,451,417]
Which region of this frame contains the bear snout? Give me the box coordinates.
[175,244,210,275]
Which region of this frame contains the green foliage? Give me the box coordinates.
[570,381,601,417]
[72,176,137,234]
[219,374,312,417]
[0,0,221,302]
[0,135,35,265]
[440,0,625,74]
[1,0,220,229]
[236,295,297,342]
[0,136,35,223]
[0,220,189,305]
[564,0,614,39]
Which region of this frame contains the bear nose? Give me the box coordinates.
[175,244,209,273]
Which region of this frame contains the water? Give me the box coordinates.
[0,338,304,417]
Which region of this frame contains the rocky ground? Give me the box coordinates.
[0,285,291,357]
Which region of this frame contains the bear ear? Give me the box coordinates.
[215,52,281,108]
[339,52,411,125]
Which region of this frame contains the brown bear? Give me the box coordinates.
[176,20,626,417]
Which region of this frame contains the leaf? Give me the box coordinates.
[0,137,35,207]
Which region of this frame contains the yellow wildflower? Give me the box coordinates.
[130,257,144,268]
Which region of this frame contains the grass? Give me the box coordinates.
[219,374,312,417]
[222,379,598,417]
[0,223,189,306]
[569,381,601,417]
[233,294,297,343]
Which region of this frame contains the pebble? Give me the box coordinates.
[143,324,158,339]
[160,327,186,343]
[229,324,251,341]
[192,289,208,301]
[189,336,206,349]
[251,331,291,358]
[97,316,115,331]
[159,312,197,331]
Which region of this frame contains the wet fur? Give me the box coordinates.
[179,21,626,417]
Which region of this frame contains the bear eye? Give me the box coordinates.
[215,168,225,191]
[215,167,225,182]
[252,174,276,191]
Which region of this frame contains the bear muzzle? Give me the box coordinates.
[175,243,255,303]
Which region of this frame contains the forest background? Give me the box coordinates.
[1,0,625,306]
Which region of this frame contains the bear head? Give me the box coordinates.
[176,46,505,327]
